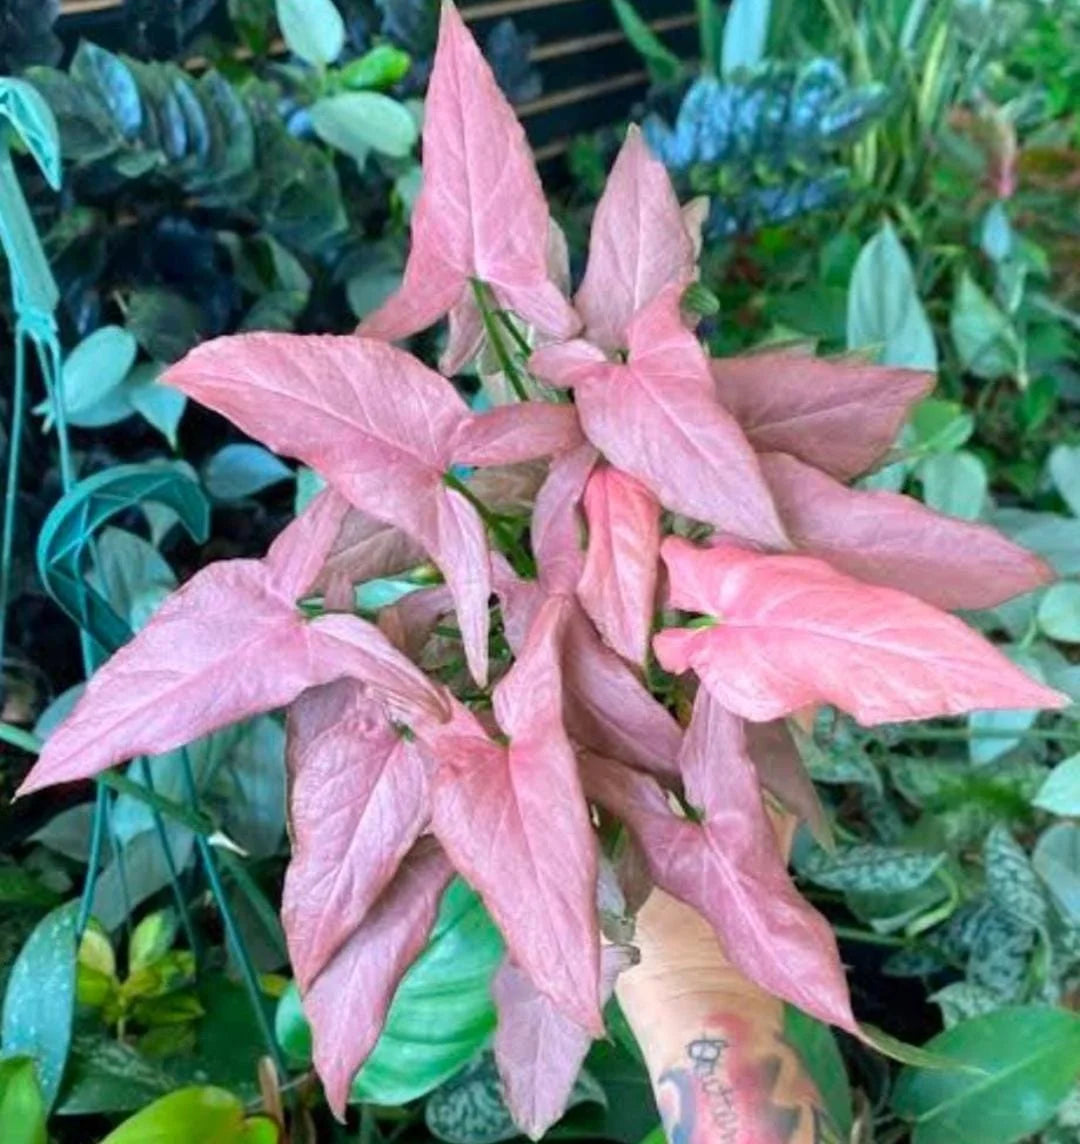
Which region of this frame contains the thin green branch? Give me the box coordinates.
[471,279,529,402]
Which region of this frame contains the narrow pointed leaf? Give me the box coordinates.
[655,539,1067,726]
[531,444,598,594]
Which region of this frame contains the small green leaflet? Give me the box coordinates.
[721,0,771,78]
[276,0,345,66]
[0,1056,47,1144]
[918,451,987,521]
[950,272,1019,381]
[202,443,292,502]
[1033,753,1080,816]
[1048,444,1080,518]
[1037,582,1080,643]
[984,825,1049,935]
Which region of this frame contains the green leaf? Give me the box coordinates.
[1048,444,1080,518]
[919,451,987,521]
[45,325,138,429]
[610,0,684,85]
[950,272,1019,380]
[1033,753,1080,816]
[203,444,292,501]
[126,289,204,363]
[90,526,176,632]
[984,825,1048,934]
[782,1006,852,1138]
[1037,582,1080,643]
[0,867,61,909]
[310,92,417,161]
[967,647,1044,766]
[892,1006,1080,1144]
[1033,823,1080,924]
[847,221,938,370]
[800,843,945,893]
[0,78,61,189]
[0,901,79,1111]
[276,0,345,66]
[0,1056,47,1144]
[70,43,143,140]
[56,1035,176,1115]
[721,0,771,77]
[127,364,187,448]
[338,45,412,90]
[930,982,999,1029]
[276,879,504,1105]
[129,911,180,974]
[100,1086,251,1144]
[910,398,973,454]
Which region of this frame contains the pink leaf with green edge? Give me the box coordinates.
[305,837,453,1120]
[654,538,1068,726]
[532,288,788,548]
[493,946,634,1139]
[452,403,583,467]
[17,496,444,797]
[360,1,578,347]
[574,125,697,352]
[581,734,859,1035]
[578,465,660,665]
[760,452,1053,611]
[746,719,831,848]
[283,680,431,992]
[427,597,602,1031]
[710,352,934,480]
[531,444,598,593]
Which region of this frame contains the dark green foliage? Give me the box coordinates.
[0,0,60,76]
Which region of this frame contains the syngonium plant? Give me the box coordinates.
[17,0,1069,1135]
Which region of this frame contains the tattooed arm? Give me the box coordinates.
[616,888,839,1144]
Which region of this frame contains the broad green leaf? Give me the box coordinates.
[892,1006,1080,1144]
[1033,823,1080,923]
[967,647,1044,766]
[127,363,187,448]
[919,451,987,520]
[56,1035,177,1115]
[950,272,1019,380]
[0,901,79,1111]
[1033,753,1080,816]
[0,868,61,910]
[610,0,684,85]
[909,399,973,454]
[276,0,345,66]
[126,289,203,363]
[45,325,138,428]
[338,45,412,90]
[1037,582,1080,643]
[100,1086,251,1144]
[847,221,938,370]
[1048,444,1080,518]
[90,527,176,632]
[800,843,944,894]
[202,444,292,501]
[310,92,417,161]
[984,825,1048,934]
[276,879,504,1106]
[0,1056,47,1144]
[783,1006,852,1138]
[992,509,1080,577]
[70,43,142,139]
[721,0,771,77]
[0,78,61,188]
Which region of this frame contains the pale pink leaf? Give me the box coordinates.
[493,946,633,1139]
[531,444,599,593]
[429,597,602,1031]
[306,837,453,1119]
[466,461,547,513]
[578,466,660,664]
[555,288,788,547]
[710,352,934,480]
[654,538,1068,725]
[441,292,486,376]
[761,452,1053,610]
[574,126,697,352]
[746,719,831,847]
[264,487,351,597]
[582,743,858,1034]
[452,403,583,467]
[529,339,608,390]
[283,680,431,991]
[360,2,577,344]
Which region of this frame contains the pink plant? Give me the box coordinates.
[18,0,1066,1133]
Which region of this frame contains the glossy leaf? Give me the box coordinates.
[1033,754,1080,816]
[99,1085,258,1144]
[0,1057,47,1144]
[722,0,771,76]
[310,92,417,161]
[276,0,344,65]
[202,444,292,502]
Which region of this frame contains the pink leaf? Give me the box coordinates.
[442,292,486,376]
[305,837,453,1119]
[312,509,427,595]
[453,403,583,468]
[655,538,1067,725]
[574,126,697,352]
[535,288,788,547]
[761,452,1053,610]
[493,947,633,1139]
[710,352,934,480]
[18,503,442,797]
[582,731,858,1034]
[283,680,431,991]
[428,597,602,1031]
[578,466,660,664]
[529,339,608,389]
[360,2,577,345]
[745,720,831,847]
[531,444,598,593]
[378,585,456,661]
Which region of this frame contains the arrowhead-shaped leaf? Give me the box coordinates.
[283,680,432,992]
[654,538,1067,725]
[761,452,1052,611]
[360,1,578,346]
[710,352,933,480]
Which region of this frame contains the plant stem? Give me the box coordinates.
[470,279,529,402]
[887,726,1080,744]
[0,720,41,753]
[831,926,908,949]
[77,782,109,937]
[0,328,27,674]
[443,471,534,577]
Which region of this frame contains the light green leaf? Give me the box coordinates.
[930,982,999,1029]
[100,1085,250,1143]
[294,467,325,514]
[992,509,1080,577]
[89,527,176,632]
[126,289,203,363]
[203,444,292,501]
[338,45,412,90]
[1037,582,1080,643]
[0,901,79,1111]
[610,0,684,85]
[892,1006,1080,1144]
[967,647,1044,765]
[980,202,1012,263]
[919,451,987,520]
[1033,822,1080,923]
[0,78,61,188]
[847,221,937,370]
[800,844,944,894]
[129,910,179,974]
[126,363,187,448]
[950,272,1019,380]
[0,1056,47,1144]
[276,0,345,66]
[42,325,138,429]
[910,399,973,454]
[1048,444,1080,518]
[310,92,417,161]
[985,825,1048,934]
[721,0,771,77]
[1033,754,1080,816]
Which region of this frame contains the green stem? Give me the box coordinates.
[0,720,40,754]
[887,726,1080,744]
[76,783,109,938]
[0,327,27,673]
[218,850,289,966]
[495,308,532,359]
[443,471,534,577]
[831,926,908,949]
[97,770,215,836]
[471,279,529,402]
